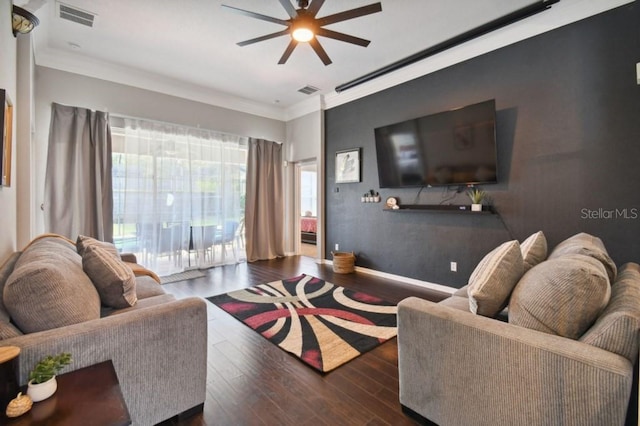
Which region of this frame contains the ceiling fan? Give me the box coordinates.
[221,0,382,65]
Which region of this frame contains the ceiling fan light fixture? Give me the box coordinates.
[292,27,314,42]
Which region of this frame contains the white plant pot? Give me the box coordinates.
[27,376,57,402]
[471,203,483,212]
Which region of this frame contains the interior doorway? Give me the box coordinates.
[296,160,318,258]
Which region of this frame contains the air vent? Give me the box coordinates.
[58,2,96,27]
[298,85,320,95]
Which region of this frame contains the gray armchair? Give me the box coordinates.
[398,297,636,426]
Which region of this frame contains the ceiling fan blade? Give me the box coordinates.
[316,28,370,47]
[309,38,332,65]
[277,0,298,19]
[316,3,382,26]
[278,39,299,64]
[221,4,291,26]
[237,29,290,47]
[306,0,325,17]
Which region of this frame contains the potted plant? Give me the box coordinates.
[467,188,486,212]
[27,352,72,402]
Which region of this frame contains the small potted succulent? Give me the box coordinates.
[27,352,72,402]
[467,188,487,212]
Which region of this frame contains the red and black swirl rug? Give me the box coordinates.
[207,274,398,373]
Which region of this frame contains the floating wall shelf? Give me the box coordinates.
[383,204,495,214]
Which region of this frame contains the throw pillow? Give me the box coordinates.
[76,235,119,258]
[580,262,640,362]
[548,232,617,282]
[467,240,524,317]
[4,238,101,333]
[520,231,547,272]
[509,254,610,339]
[82,245,137,309]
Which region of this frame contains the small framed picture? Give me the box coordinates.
[335,148,360,183]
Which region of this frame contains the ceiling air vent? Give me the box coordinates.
[58,2,96,27]
[298,85,320,95]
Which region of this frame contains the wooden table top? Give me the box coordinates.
[3,360,131,426]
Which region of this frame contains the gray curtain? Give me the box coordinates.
[245,138,284,262]
[44,103,113,242]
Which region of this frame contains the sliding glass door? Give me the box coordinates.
[111,117,247,276]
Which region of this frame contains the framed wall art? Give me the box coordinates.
[335,148,361,183]
[1,89,13,187]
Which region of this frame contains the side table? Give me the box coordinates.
[2,360,131,426]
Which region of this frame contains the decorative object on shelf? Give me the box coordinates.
[5,392,32,418]
[386,196,400,209]
[0,89,13,187]
[335,148,361,183]
[12,5,40,37]
[361,189,380,203]
[468,188,487,212]
[27,352,72,402]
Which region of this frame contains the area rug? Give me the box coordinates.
[207,274,397,373]
[160,269,207,284]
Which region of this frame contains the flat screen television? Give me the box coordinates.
[374,99,498,188]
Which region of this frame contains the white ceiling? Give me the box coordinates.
[17,0,633,120]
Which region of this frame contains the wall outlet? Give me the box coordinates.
[335,243,339,251]
[450,262,457,272]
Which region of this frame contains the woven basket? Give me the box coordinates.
[331,251,356,274]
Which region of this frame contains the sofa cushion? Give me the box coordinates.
[548,232,617,282]
[135,276,166,299]
[509,254,610,339]
[438,295,471,312]
[520,231,547,272]
[4,237,101,333]
[580,263,640,362]
[468,240,524,317]
[0,321,22,340]
[76,234,119,258]
[82,244,137,309]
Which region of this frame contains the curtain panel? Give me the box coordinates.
[44,103,113,241]
[112,117,248,276]
[245,138,285,262]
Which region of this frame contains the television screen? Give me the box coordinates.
[374,99,498,188]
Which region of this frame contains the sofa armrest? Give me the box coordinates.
[397,297,634,426]
[0,297,207,426]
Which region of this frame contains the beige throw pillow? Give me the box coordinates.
[580,263,640,361]
[82,245,137,308]
[4,238,100,333]
[76,235,119,258]
[548,232,617,282]
[509,254,610,339]
[520,231,547,272]
[468,240,524,317]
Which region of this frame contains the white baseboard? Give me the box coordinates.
[322,259,456,295]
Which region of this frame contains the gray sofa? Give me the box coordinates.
[398,232,640,426]
[0,234,208,426]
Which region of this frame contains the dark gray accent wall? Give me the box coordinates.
[325,4,640,288]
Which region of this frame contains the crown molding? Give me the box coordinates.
[284,94,324,121]
[35,47,288,121]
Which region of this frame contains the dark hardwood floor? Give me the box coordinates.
[159,255,448,426]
